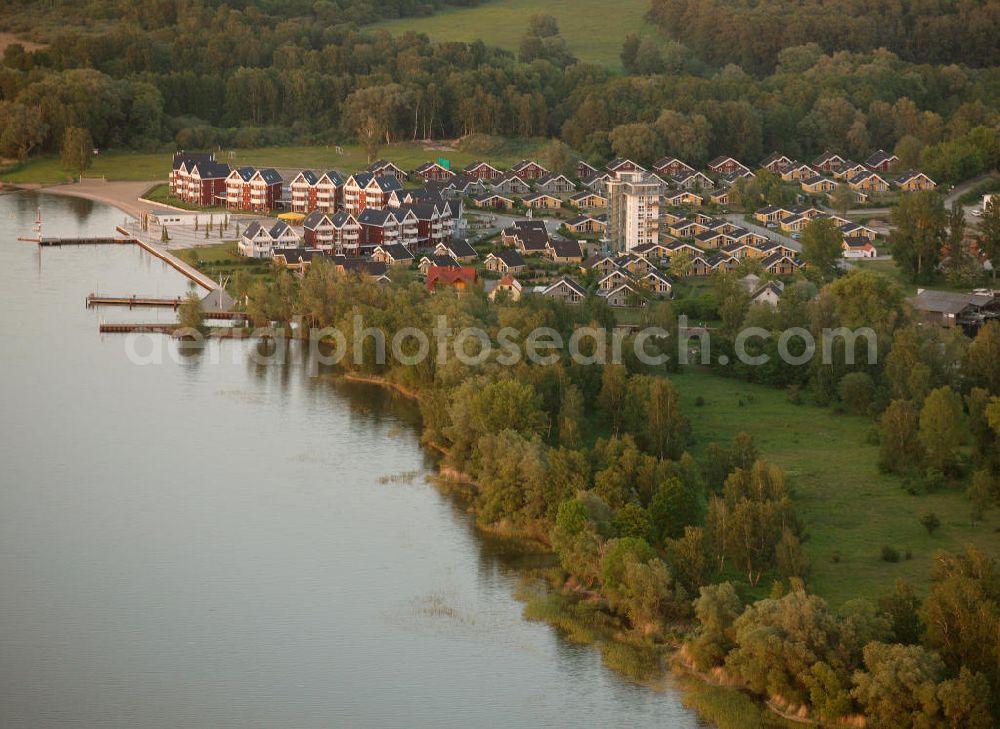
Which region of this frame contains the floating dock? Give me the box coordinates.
[18,236,131,246]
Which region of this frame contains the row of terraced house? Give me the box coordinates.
[171,147,936,216]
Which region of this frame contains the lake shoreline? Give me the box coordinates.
[331,370,786,729]
[2,188,713,728]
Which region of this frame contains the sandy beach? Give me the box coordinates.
[29,179,165,219]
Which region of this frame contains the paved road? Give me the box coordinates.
[722,213,801,253]
[840,174,995,228]
[465,210,565,241]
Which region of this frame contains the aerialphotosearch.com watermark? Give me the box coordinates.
[122,315,879,372]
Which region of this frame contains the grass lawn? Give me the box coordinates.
[1,140,549,185]
[0,151,171,184]
[142,183,231,213]
[373,0,651,69]
[671,367,1000,607]
[852,257,990,296]
[176,241,273,289]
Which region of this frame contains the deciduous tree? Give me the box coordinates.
[344,84,412,163]
[801,217,843,282]
[918,386,965,474]
[891,191,947,284]
[878,399,922,473]
[0,101,47,162]
[979,198,1000,283]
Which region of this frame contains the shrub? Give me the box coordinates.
[920,512,941,535]
[837,371,875,416]
[924,469,946,493]
[881,545,901,562]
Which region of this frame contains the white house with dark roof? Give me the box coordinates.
[750,280,784,307]
[542,276,587,304]
[534,172,576,194]
[491,172,532,195]
[599,281,645,308]
[239,219,300,258]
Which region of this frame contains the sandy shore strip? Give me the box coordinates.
[30,179,165,219]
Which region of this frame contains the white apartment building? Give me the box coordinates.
[606,171,662,253]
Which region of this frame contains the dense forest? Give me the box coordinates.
[647,0,1000,75]
[0,0,998,186]
[220,257,1000,727]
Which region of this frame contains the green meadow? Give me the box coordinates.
[672,367,998,607]
[374,0,652,69]
[0,139,549,185]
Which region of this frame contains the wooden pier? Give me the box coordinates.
[87,294,183,309]
[18,236,131,246]
[99,323,178,334]
[86,294,245,320]
[117,228,219,292]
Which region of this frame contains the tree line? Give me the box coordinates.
[0,1,998,185]
[646,0,1000,75]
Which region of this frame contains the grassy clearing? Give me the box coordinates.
[0,140,549,185]
[672,367,1000,606]
[229,139,547,172]
[373,0,651,69]
[852,257,990,296]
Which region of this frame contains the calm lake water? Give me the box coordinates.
[0,192,707,728]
